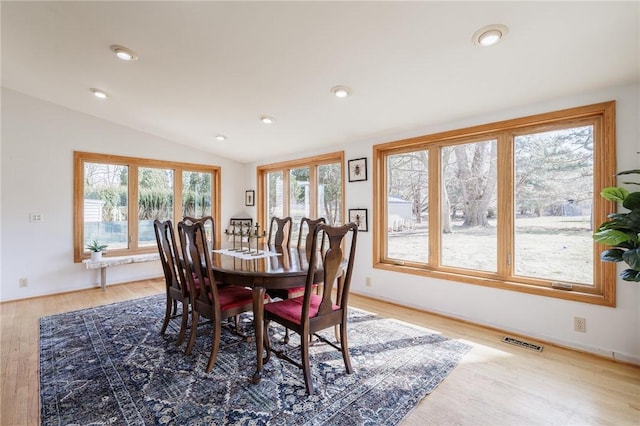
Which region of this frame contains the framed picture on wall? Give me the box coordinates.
[348,157,367,182]
[245,190,255,206]
[348,208,368,232]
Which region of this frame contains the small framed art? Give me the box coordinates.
[348,208,368,232]
[245,190,255,206]
[348,157,367,182]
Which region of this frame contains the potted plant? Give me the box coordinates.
[86,240,108,261]
[593,169,640,281]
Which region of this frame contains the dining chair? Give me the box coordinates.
[267,216,292,247]
[263,222,358,394]
[182,215,215,249]
[178,220,255,373]
[269,217,327,343]
[153,219,190,346]
[182,215,231,287]
[297,217,327,253]
[183,216,254,335]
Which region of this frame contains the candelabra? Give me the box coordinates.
[225,221,266,255]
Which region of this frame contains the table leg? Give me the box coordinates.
[100,267,107,291]
[251,286,266,384]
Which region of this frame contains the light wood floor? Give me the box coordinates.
[1,278,639,425]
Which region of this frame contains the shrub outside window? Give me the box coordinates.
[74,152,220,262]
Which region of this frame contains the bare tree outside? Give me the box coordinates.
[384,124,594,284]
[386,150,429,263]
[441,140,497,271]
[514,126,593,283]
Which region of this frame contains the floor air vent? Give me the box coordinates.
[502,336,543,352]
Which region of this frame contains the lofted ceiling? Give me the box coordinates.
[2,1,638,164]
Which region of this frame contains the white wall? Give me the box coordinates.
[249,82,640,365]
[0,88,247,301]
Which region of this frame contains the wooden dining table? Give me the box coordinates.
[211,244,322,384]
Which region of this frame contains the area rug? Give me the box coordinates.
[40,294,471,425]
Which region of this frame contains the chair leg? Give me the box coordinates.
[301,332,314,395]
[263,320,272,364]
[283,327,290,344]
[160,295,172,335]
[176,300,189,346]
[172,299,178,316]
[340,323,353,374]
[185,311,199,356]
[205,320,222,373]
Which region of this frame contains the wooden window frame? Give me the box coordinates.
[373,102,616,306]
[73,151,221,262]
[256,152,345,230]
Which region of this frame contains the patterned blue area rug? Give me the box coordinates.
[40,294,470,425]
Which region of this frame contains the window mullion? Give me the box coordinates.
[429,146,440,267]
[310,166,318,218]
[496,133,513,277]
[174,168,183,225]
[283,169,291,217]
[129,166,139,250]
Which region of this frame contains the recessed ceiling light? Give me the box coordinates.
[472,24,509,47]
[110,45,138,61]
[259,115,275,124]
[90,88,108,99]
[215,134,227,141]
[331,85,351,98]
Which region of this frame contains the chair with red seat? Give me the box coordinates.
[263,222,358,394]
[269,217,327,343]
[154,219,190,346]
[178,220,255,373]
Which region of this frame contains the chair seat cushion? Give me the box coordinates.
[217,286,254,311]
[264,294,338,325]
[188,274,204,291]
[192,275,229,291]
[268,283,319,300]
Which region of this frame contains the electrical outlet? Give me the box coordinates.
[19,278,28,288]
[365,276,372,287]
[574,316,586,333]
[29,212,43,223]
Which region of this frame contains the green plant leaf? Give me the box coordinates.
[601,187,629,203]
[620,268,640,282]
[593,229,633,246]
[596,218,627,232]
[623,192,640,210]
[622,248,640,270]
[86,240,108,252]
[600,248,624,262]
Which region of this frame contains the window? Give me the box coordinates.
[138,167,174,248]
[257,152,344,236]
[373,102,616,306]
[74,152,220,262]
